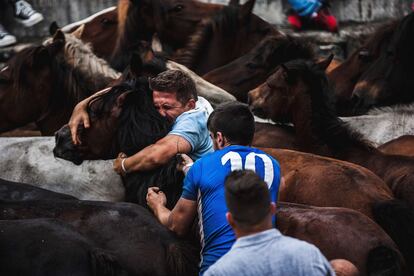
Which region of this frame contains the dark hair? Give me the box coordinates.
[225,170,271,229]
[207,102,255,145]
[149,70,198,103]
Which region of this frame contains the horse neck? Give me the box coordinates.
[36,59,92,134]
[290,82,375,160]
[173,13,277,75]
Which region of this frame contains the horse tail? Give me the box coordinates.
[372,200,414,275]
[90,249,129,276]
[367,245,405,276]
[166,241,200,276]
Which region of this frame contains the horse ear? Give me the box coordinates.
[229,0,240,6]
[316,54,334,72]
[116,92,130,108]
[129,52,143,78]
[49,21,59,35]
[280,64,295,84]
[71,24,85,39]
[47,32,65,56]
[240,0,256,20]
[52,29,65,43]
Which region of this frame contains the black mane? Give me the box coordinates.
[285,59,375,152]
[247,35,314,71]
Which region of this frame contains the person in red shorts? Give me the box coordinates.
[287,0,338,33]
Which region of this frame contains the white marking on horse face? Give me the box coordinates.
[0,66,9,73]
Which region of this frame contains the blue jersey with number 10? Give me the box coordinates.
[181,145,281,275]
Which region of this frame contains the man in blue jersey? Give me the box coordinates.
[146,102,281,275]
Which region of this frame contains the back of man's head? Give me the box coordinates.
[207,102,255,146]
[225,170,271,231]
[149,70,198,103]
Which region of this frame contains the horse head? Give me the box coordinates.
[248,56,333,123]
[111,0,223,70]
[53,75,183,206]
[0,34,68,134]
[352,13,414,113]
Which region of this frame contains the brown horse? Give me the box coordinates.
[172,0,279,76]
[202,35,315,102]
[64,7,119,60]
[111,0,223,70]
[277,202,406,276]
[378,135,414,157]
[260,147,394,219]
[249,57,414,273]
[351,13,414,113]
[0,31,117,135]
[327,20,398,115]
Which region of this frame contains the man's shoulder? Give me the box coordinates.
[204,247,244,276]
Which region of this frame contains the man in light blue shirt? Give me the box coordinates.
[205,170,335,276]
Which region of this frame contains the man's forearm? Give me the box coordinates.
[153,204,172,229]
[124,145,172,172]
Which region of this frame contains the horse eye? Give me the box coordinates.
[358,50,372,62]
[101,18,115,26]
[172,4,184,12]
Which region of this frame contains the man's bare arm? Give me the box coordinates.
[114,134,192,174]
[147,187,197,236]
[69,87,112,145]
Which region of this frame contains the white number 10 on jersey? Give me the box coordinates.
[221,151,274,188]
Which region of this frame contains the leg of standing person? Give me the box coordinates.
[8,0,43,27]
[0,23,17,47]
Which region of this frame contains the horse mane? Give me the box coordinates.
[361,20,399,54]
[387,13,414,63]
[246,35,314,71]
[173,6,242,68]
[44,33,121,89]
[9,45,91,118]
[89,78,183,206]
[285,59,375,151]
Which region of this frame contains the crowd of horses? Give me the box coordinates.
[1,0,414,275]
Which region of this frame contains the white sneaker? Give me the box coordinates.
[14,0,44,27]
[0,28,17,48]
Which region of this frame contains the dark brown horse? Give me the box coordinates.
[172,0,279,76]
[328,20,398,115]
[0,31,116,135]
[0,199,199,275]
[351,13,414,113]
[248,57,414,273]
[111,0,223,70]
[203,35,314,102]
[277,202,406,276]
